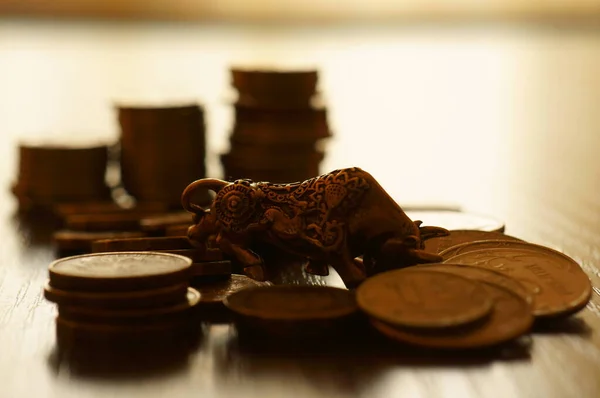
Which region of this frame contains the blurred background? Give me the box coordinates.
[1,1,599,247]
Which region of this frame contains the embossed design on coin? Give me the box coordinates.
[414,263,533,304]
[225,286,357,320]
[424,230,522,255]
[371,281,533,349]
[357,269,493,328]
[444,248,591,318]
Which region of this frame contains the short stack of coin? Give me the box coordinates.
[12,144,111,212]
[118,104,211,208]
[222,69,331,183]
[44,252,202,349]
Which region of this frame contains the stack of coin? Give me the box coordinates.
[118,104,211,208]
[222,69,330,183]
[12,144,111,212]
[44,252,201,348]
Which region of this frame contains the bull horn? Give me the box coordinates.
[181,178,228,214]
[419,225,449,241]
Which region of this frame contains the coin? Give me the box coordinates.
[92,236,193,253]
[54,230,146,252]
[58,288,201,324]
[140,212,193,233]
[53,201,169,218]
[65,212,161,232]
[413,263,533,304]
[157,249,224,263]
[49,252,191,292]
[225,286,357,320]
[370,280,533,349]
[443,248,592,318]
[405,211,505,233]
[356,269,493,328]
[441,239,573,262]
[44,281,189,309]
[424,230,523,254]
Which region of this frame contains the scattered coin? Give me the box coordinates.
[165,224,191,236]
[48,252,192,292]
[443,248,592,318]
[58,288,201,325]
[44,280,189,309]
[54,230,146,252]
[157,249,224,263]
[414,263,533,304]
[92,236,194,253]
[370,280,533,349]
[65,212,163,232]
[356,269,493,328]
[140,212,193,234]
[424,230,523,254]
[406,210,505,233]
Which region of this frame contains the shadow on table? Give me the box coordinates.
[46,327,203,380]
[208,323,532,396]
[533,316,592,336]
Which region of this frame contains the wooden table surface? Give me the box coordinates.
[1,20,600,398]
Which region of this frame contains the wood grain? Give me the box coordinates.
[0,21,599,398]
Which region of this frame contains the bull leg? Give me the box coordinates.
[380,237,443,265]
[218,237,267,281]
[330,247,367,289]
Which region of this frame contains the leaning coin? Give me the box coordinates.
[444,248,592,318]
[414,263,533,304]
[54,230,146,252]
[44,281,189,309]
[356,269,493,328]
[424,230,523,254]
[370,280,533,349]
[58,288,201,324]
[48,252,191,292]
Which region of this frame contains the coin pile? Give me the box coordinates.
[44,252,202,348]
[118,104,211,208]
[351,230,592,349]
[12,144,111,212]
[222,69,331,183]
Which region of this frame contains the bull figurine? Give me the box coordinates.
[181,167,448,287]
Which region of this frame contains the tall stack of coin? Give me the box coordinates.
[222,69,330,183]
[118,104,211,208]
[44,252,202,348]
[12,144,111,212]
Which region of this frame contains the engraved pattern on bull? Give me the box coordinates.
[181,168,448,287]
